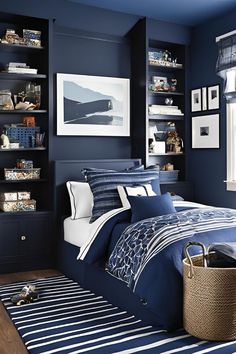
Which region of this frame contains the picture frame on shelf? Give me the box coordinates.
[56,73,130,136]
[191,88,201,112]
[208,85,220,110]
[192,114,219,149]
[202,87,207,111]
[153,76,168,84]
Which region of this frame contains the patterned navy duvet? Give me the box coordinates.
[107,207,236,330]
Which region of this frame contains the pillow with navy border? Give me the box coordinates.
[85,169,160,223]
[128,192,176,223]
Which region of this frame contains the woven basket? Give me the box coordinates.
[183,251,236,341]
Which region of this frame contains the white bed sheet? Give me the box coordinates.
[64,200,208,252]
[64,216,91,248]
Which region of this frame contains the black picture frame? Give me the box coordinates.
[207,84,220,110]
[201,87,207,111]
[191,88,202,112]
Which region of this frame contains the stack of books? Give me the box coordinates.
[149,104,183,116]
[5,62,38,74]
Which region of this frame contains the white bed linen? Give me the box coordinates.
[64,216,91,248]
[64,207,129,253]
[64,200,209,261]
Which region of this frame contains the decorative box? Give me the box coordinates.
[0,192,18,202]
[4,125,40,148]
[152,141,166,154]
[160,170,179,182]
[4,168,41,180]
[0,199,36,212]
[17,191,31,200]
[0,191,31,201]
[23,29,41,40]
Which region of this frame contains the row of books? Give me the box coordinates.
[4,62,38,74]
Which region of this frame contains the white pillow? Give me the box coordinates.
[66,181,93,219]
[117,184,156,208]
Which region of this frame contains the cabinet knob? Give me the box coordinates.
[20,235,27,241]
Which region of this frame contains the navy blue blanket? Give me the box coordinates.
[106,207,236,330]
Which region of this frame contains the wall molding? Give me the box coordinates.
[54,24,130,45]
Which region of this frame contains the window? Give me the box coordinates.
[216,32,236,191]
[226,102,236,191]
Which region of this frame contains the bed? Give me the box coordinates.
[55,159,236,334]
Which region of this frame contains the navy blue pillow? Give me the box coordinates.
[85,169,160,222]
[128,193,176,223]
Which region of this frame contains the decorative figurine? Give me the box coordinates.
[165,97,173,106]
[170,78,177,91]
[166,131,183,153]
[0,133,10,149]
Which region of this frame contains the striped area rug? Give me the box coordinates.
[0,275,236,354]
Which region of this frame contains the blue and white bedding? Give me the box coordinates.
[78,202,236,331]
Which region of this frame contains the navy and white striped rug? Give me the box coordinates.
[0,275,236,354]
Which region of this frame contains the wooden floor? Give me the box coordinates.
[0,269,61,354]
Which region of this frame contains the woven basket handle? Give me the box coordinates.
[184,241,207,278]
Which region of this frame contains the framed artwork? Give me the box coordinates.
[202,87,207,111]
[57,73,130,136]
[191,88,201,112]
[208,85,220,110]
[192,114,219,149]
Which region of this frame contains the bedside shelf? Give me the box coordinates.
[149,152,184,156]
[0,178,47,184]
[149,64,184,72]
[0,43,45,52]
[0,110,47,114]
[149,91,184,96]
[0,147,46,152]
[148,114,184,121]
[0,209,51,216]
[0,73,47,80]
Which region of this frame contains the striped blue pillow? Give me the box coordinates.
[85,169,160,222]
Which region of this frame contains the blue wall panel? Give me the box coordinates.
[51,26,131,160]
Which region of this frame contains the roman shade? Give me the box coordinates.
[216,31,236,101]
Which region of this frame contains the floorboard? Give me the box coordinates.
[0,269,61,354]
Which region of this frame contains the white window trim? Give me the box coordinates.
[226,103,236,191]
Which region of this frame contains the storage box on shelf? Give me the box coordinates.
[4,167,41,180]
[0,199,36,212]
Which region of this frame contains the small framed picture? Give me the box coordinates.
[208,85,220,110]
[192,114,219,149]
[152,76,167,84]
[191,88,202,112]
[202,87,207,111]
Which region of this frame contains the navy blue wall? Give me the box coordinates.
[0,0,190,161]
[189,10,236,208]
